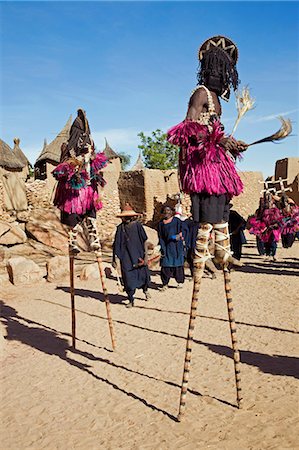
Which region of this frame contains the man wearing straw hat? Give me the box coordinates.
[113,204,151,308]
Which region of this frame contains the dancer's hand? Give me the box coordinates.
[236,140,249,152]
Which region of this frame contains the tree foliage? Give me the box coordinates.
[118,152,131,170]
[138,129,179,170]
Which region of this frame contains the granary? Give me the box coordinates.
[34,116,72,182]
[130,151,145,171]
[0,138,28,211]
[12,138,31,180]
[0,138,25,175]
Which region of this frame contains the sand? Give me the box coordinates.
[1,236,298,450]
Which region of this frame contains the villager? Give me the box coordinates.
[113,204,150,308]
[158,205,187,290]
[229,206,246,260]
[167,36,246,419]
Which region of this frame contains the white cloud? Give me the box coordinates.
[92,127,141,154]
[246,109,299,123]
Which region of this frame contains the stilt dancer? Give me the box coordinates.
[52,108,116,349]
[167,36,248,420]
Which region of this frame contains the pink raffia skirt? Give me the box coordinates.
[53,183,103,215]
[167,120,243,197]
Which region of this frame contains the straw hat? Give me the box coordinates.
[117,203,140,217]
[198,35,238,63]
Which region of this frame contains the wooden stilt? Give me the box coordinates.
[223,265,243,408]
[69,252,76,349]
[95,248,116,350]
[177,223,212,421]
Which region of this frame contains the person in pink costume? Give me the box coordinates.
[167,36,248,265]
[248,193,283,261]
[279,194,299,248]
[53,108,108,254]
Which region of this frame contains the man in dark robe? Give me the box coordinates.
[113,205,150,308]
[229,207,246,260]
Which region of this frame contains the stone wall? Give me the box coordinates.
[26,179,52,209]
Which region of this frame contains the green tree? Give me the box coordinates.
[138,129,179,169]
[118,152,131,170]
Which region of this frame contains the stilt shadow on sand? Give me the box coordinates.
[0,300,180,420]
[238,262,299,277]
[31,298,299,380]
[56,286,127,305]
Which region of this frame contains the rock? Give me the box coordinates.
[143,225,158,246]
[26,208,69,252]
[0,222,10,237]
[47,256,70,282]
[80,263,100,281]
[0,271,11,286]
[17,211,30,222]
[26,208,89,252]
[7,256,44,285]
[0,224,27,245]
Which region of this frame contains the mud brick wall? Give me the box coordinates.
[118,170,146,215]
[275,157,299,204]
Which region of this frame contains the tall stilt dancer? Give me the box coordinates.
[52,108,116,350]
[167,36,248,420]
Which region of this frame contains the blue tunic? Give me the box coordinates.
[113,221,150,293]
[158,217,188,267]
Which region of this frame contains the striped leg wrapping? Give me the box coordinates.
[214,223,231,264]
[178,223,212,421]
[223,266,243,407]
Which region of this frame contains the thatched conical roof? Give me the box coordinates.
[131,151,144,171]
[35,116,72,165]
[12,138,31,167]
[0,138,25,170]
[103,138,120,160]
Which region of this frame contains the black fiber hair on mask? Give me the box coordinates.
[197,47,239,95]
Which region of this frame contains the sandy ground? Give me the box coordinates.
[1,235,298,450]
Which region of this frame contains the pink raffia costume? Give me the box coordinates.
[168,103,243,198]
[52,108,108,254]
[248,193,299,255]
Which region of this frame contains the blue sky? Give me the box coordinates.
[1,1,298,177]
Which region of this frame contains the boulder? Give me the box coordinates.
[0,224,27,245]
[26,208,89,252]
[143,225,158,247]
[0,271,11,286]
[47,256,70,282]
[7,256,44,285]
[80,263,100,281]
[0,222,10,237]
